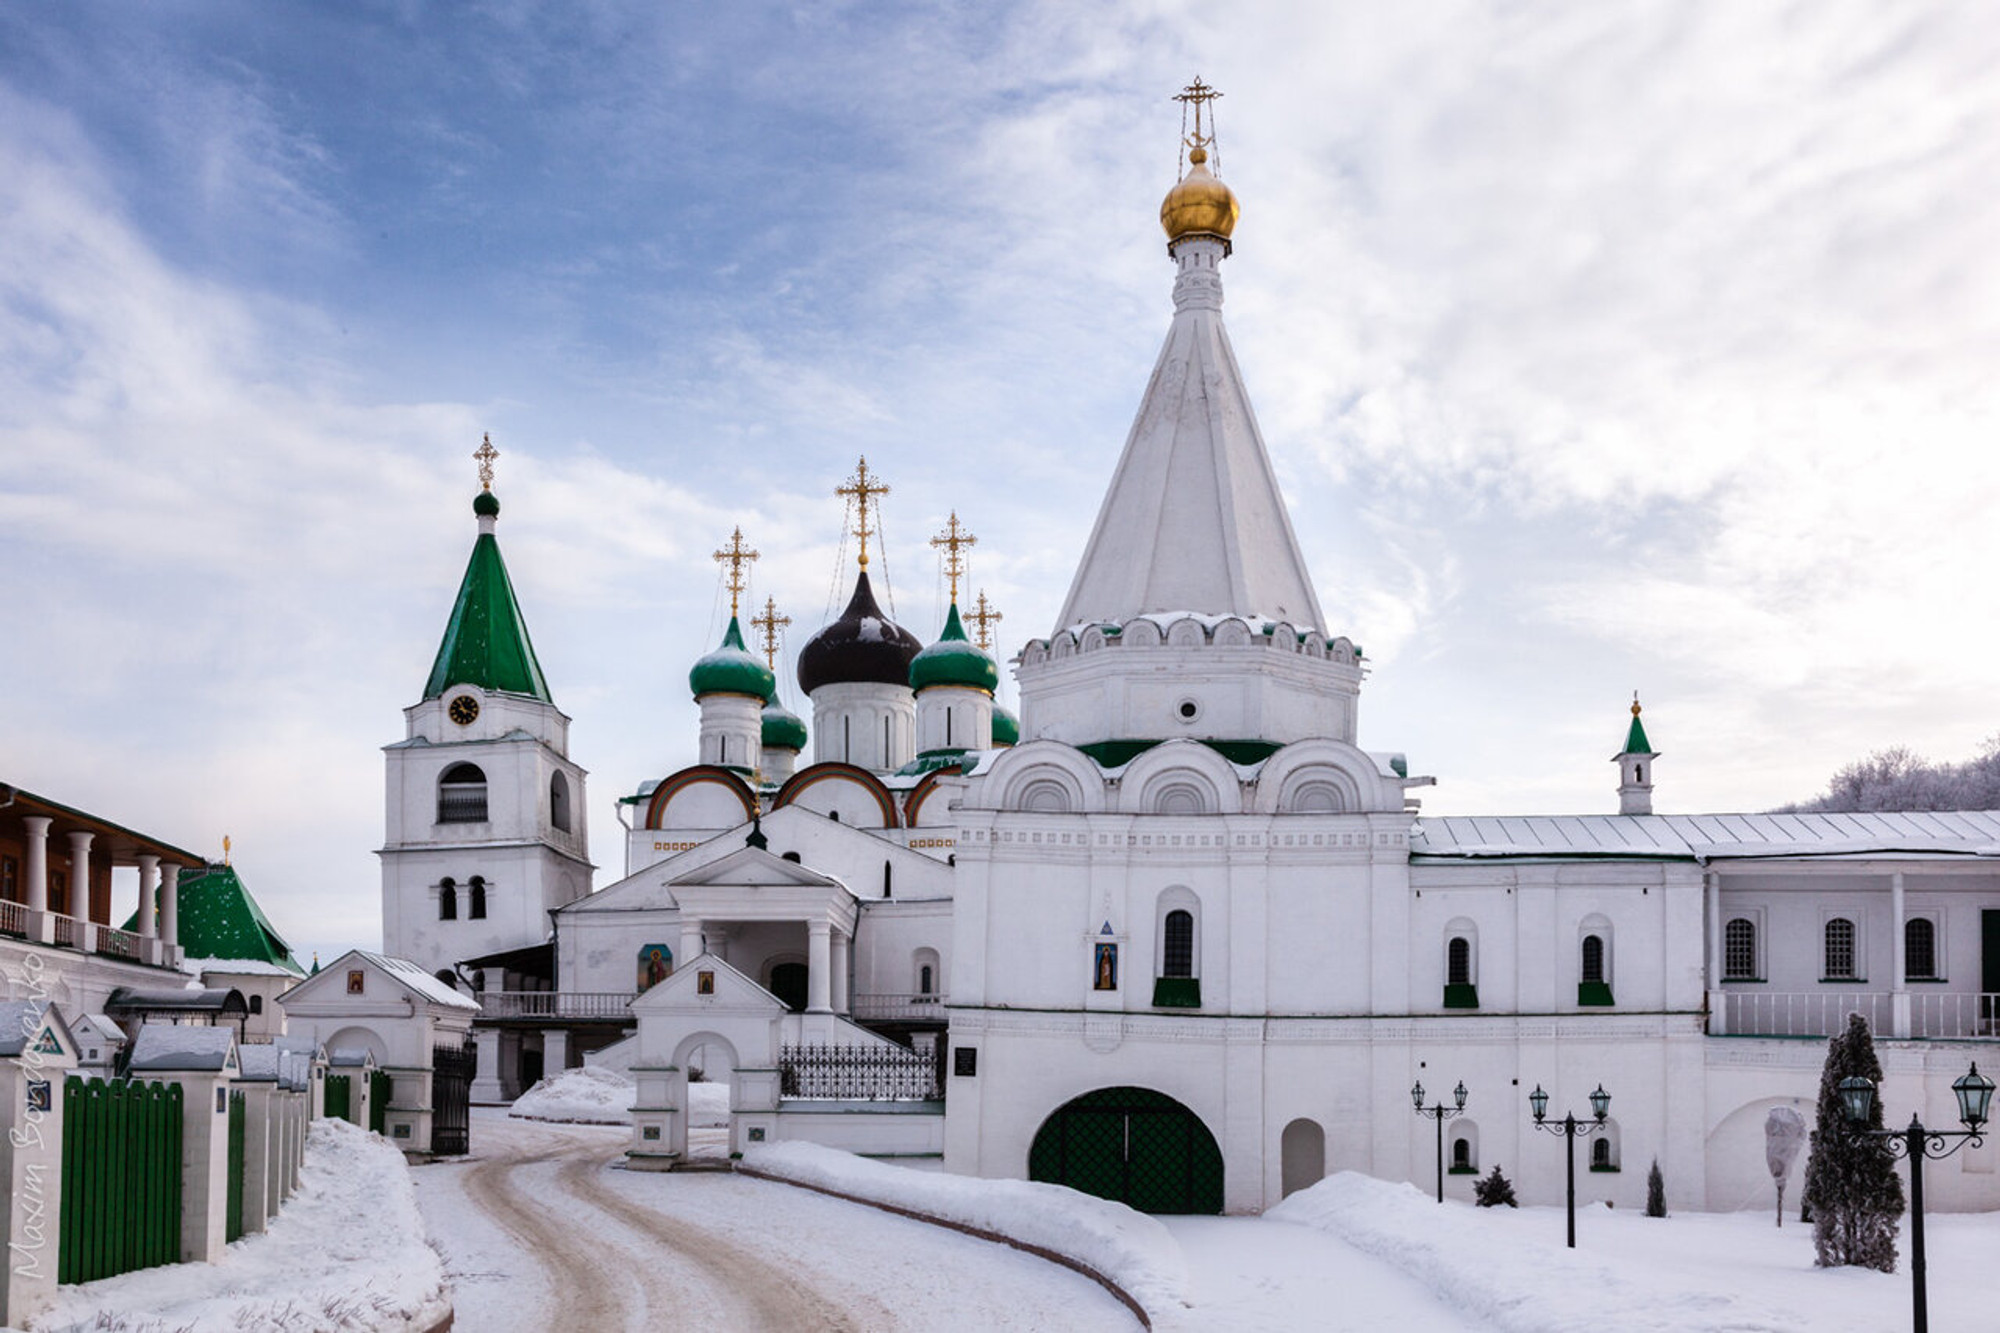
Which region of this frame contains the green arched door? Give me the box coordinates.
[1028,1086,1223,1214]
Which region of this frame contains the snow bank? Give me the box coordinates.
[31,1118,447,1333]
[743,1139,1185,1319]
[1270,1171,1867,1333]
[507,1064,635,1124]
[688,1079,729,1126]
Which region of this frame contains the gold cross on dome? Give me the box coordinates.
[929,511,977,604]
[712,527,759,617]
[968,590,1003,651]
[1173,76,1223,154]
[836,457,890,568]
[473,433,499,490]
[752,597,791,670]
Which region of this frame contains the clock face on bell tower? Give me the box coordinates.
[448,694,480,726]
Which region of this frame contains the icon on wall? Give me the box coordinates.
[1094,941,1119,991]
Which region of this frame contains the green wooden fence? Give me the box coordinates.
[324,1073,351,1123]
[225,1090,246,1243]
[60,1076,183,1284]
[368,1070,391,1135]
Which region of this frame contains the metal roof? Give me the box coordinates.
[1411,810,2000,862]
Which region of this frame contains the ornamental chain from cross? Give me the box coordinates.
[1173,76,1223,154]
[751,597,791,670]
[474,433,498,490]
[930,511,977,604]
[968,590,1003,651]
[836,457,890,569]
[713,527,759,616]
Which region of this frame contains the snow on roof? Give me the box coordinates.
[185,956,307,979]
[0,1001,49,1057]
[349,951,480,1010]
[237,1044,283,1081]
[328,1047,375,1068]
[129,1024,237,1072]
[1412,810,2000,862]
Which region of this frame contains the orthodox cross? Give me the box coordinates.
[1173,76,1223,172]
[713,527,759,616]
[474,433,498,490]
[929,511,977,604]
[967,590,1003,651]
[836,456,890,568]
[751,596,791,670]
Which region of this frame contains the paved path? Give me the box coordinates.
[411,1110,1137,1332]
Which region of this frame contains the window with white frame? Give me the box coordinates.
[1905,916,1938,980]
[1824,917,1857,979]
[1724,917,1758,980]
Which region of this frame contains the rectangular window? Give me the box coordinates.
[1825,918,1857,979]
[0,855,15,901]
[1905,917,1938,980]
[1724,918,1757,980]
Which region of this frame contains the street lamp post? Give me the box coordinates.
[1528,1081,1611,1249]
[1410,1079,1469,1203]
[1837,1061,1994,1333]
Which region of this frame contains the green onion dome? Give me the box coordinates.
[760,700,808,752]
[909,603,999,694]
[991,704,1020,747]
[473,489,501,518]
[689,616,776,701]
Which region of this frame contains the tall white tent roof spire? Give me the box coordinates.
[1054,83,1325,634]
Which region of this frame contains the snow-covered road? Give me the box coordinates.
[411,1110,1139,1331]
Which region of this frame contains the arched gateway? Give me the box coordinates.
[1027,1087,1223,1214]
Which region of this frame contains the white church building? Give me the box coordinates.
[381,93,2000,1215]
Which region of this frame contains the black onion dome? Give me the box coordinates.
[797,570,923,695]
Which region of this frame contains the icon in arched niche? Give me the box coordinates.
[1094,941,1119,991]
[637,943,673,993]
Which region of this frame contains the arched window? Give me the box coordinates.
[913,947,941,1001]
[1152,894,1201,1008]
[919,964,934,995]
[1578,925,1614,1005]
[438,877,458,920]
[1444,924,1478,1008]
[1824,917,1857,979]
[1581,934,1605,984]
[550,772,571,833]
[468,875,487,920]
[1163,911,1195,979]
[437,763,488,823]
[1592,1138,1612,1169]
[1453,1137,1470,1169]
[1724,918,1757,980]
[1905,917,1937,980]
[1448,937,1471,985]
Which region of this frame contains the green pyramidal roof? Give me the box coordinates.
[423,497,553,703]
[121,863,304,976]
[1622,707,1654,756]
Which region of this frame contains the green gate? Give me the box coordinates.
[369,1070,391,1135]
[324,1073,351,1123]
[225,1090,246,1242]
[1028,1086,1224,1214]
[60,1076,183,1283]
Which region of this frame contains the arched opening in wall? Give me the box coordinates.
[437,763,488,823]
[1028,1087,1223,1214]
[1724,917,1758,980]
[1280,1118,1325,1198]
[768,961,808,1013]
[468,875,487,920]
[1579,916,1614,1005]
[1450,1121,1480,1174]
[1591,1120,1622,1172]
[1019,780,1072,814]
[1444,921,1478,1008]
[1824,917,1857,979]
[432,971,456,992]
[913,947,941,1000]
[636,943,673,993]
[671,1030,740,1161]
[438,877,457,921]
[1153,890,1201,1008]
[550,772,571,832]
[1906,916,1938,980]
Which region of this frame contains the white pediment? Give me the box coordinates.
[668,844,848,893]
[629,954,787,1016]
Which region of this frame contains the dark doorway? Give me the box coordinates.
[432,1041,473,1155]
[770,962,808,1012]
[1028,1086,1223,1214]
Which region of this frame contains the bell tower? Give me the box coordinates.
[380,436,592,981]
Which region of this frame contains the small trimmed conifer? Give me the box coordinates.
[1802,1012,1904,1271]
[1645,1158,1667,1217]
[1474,1164,1518,1208]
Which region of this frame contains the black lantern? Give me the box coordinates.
[1839,1074,1877,1126]
[1588,1084,1611,1122]
[1453,1080,1469,1110]
[1529,1084,1549,1123]
[1953,1063,1995,1130]
[1411,1080,1425,1111]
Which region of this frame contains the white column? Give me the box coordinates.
[831,929,851,1015]
[22,817,49,916]
[238,1083,276,1235]
[1705,871,1726,1035]
[136,855,159,939]
[469,1027,505,1104]
[161,865,180,954]
[807,921,832,1013]
[66,831,92,949]
[543,1029,570,1075]
[1890,870,1911,1038]
[679,917,705,963]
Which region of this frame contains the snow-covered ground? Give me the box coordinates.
[506,1065,731,1136]
[29,1119,446,1333]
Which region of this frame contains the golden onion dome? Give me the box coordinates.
[1160,147,1239,246]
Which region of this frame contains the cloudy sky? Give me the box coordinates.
[5,2,1999,963]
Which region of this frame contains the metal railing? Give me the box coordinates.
[0,899,26,938]
[780,1042,942,1101]
[1723,990,1893,1037]
[435,790,488,823]
[1910,992,2000,1039]
[477,991,636,1020]
[51,915,77,948]
[849,992,948,1022]
[94,926,141,961]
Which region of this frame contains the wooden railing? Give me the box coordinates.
[51,915,77,948]
[0,899,27,938]
[850,992,948,1022]
[477,991,636,1020]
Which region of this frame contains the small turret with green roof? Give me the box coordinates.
[1614,693,1658,816]
[690,617,777,701]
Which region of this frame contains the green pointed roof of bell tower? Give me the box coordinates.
[422,486,554,703]
[1620,695,1654,756]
